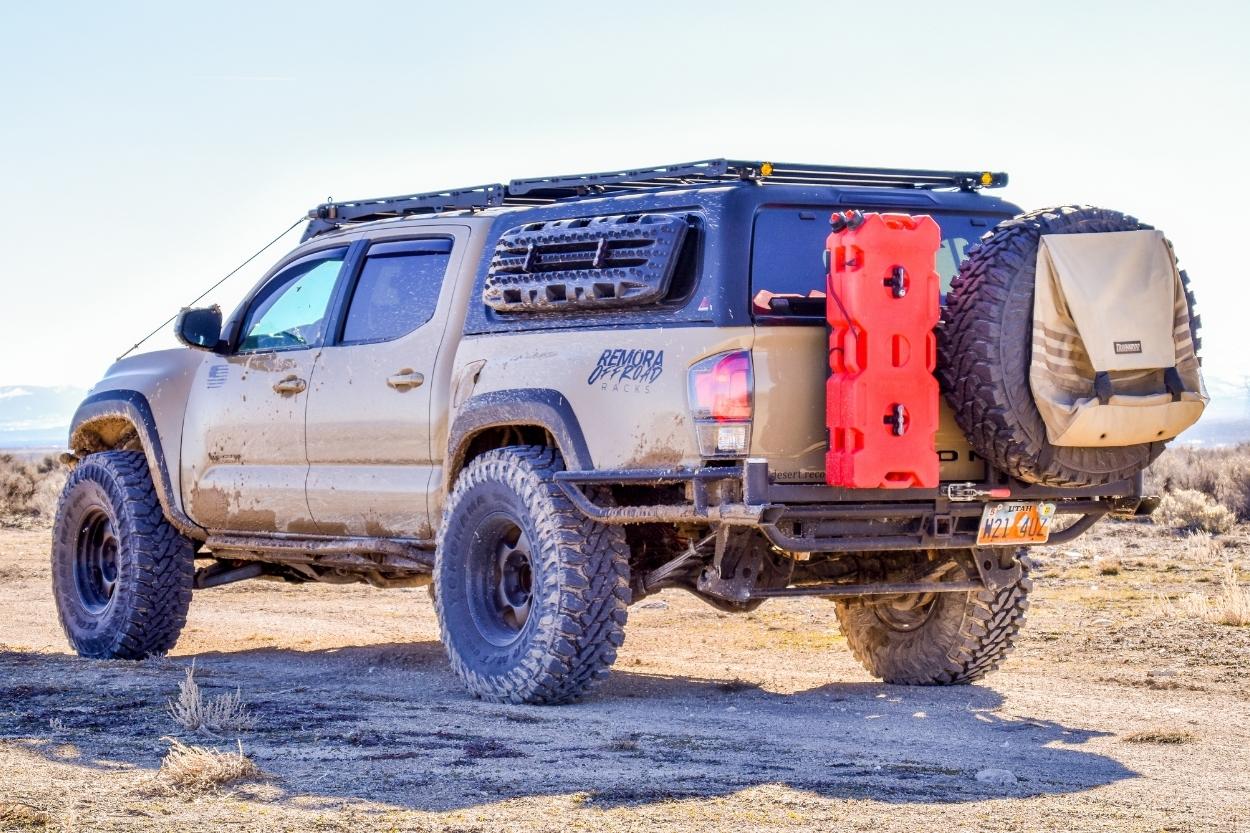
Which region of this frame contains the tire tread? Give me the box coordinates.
[52,450,194,659]
[434,446,630,704]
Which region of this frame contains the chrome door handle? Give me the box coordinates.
[387,370,425,390]
[272,375,307,395]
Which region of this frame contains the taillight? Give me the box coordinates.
[688,350,753,457]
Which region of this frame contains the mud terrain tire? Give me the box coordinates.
[434,446,631,704]
[940,205,1198,486]
[51,451,195,659]
[834,550,1031,685]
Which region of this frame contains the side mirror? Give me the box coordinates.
[175,306,224,351]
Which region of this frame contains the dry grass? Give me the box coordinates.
[0,800,53,830]
[1180,530,1224,562]
[156,737,263,793]
[606,735,642,752]
[0,454,64,527]
[1157,566,1250,627]
[1146,444,1250,519]
[1123,728,1197,745]
[167,663,255,735]
[1094,556,1122,576]
[1154,489,1237,534]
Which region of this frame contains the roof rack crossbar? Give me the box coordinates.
[302,183,506,242]
[506,159,736,196]
[301,159,1007,240]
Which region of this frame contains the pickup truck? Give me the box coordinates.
[54,159,1194,704]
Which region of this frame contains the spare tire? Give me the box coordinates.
[939,205,1200,487]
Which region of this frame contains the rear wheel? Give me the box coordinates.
[434,446,631,704]
[51,451,195,659]
[834,549,1031,685]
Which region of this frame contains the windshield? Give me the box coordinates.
[750,207,1006,318]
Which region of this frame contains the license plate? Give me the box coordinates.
[977,501,1057,546]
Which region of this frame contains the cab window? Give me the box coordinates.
[340,238,452,345]
[749,208,1001,315]
[239,249,347,352]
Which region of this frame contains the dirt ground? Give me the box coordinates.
[2,521,1248,833]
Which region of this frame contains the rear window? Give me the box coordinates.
[750,207,1004,317]
[340,239,452,345]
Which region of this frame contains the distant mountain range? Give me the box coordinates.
[1184,371,1250,446]
[0,385,88,448]
[0,373,1247,451]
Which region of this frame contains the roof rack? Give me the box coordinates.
[507,159,1007,201]
[302,159,1007,240]
[302,183,505,242]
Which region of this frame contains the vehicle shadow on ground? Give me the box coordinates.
[0,643,1134,811]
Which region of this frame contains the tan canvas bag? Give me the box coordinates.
[1030,230,1206,447]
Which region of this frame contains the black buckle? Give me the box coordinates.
[1093,371,1113,405]
[1163,366,1185,401]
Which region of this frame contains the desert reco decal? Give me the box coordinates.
[587,348,664,394]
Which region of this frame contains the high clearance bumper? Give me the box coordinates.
[553,459,1141,553]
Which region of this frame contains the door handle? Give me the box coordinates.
[387,369,425,390]
[272,375,307,395]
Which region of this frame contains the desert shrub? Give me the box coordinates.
[168,663,255,735]
[1155,489,1237,534]
[1122,728,1196,744]
[0,454,65,526]
[157,738,262,793]
[1095,556,1122,576]
[1146,444,1250,519]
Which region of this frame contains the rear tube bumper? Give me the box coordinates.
[553,460,1132,553]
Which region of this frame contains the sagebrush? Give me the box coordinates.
[0,453,64,526]
[1146,444,1250,520]
[1155,489,1238,534]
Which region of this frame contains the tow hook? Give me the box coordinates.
[944,483,1012,502]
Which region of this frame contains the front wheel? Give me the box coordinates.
[434,446,631,704]
[51,451,195,659]
[834,549,1031,685]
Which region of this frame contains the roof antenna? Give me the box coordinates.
[116,216,305,361]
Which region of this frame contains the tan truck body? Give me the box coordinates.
[75,214,985,543]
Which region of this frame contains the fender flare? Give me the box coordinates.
[69,390,204,539]
[445,389,593,488]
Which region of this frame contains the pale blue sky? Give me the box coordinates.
[1,0,1247,395]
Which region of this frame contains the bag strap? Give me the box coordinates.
[1093,366,1187,405]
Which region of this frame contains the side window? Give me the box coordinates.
[239,250,346,353]
[340,239,452,345]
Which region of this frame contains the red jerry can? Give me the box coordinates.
[825,212,941,489]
